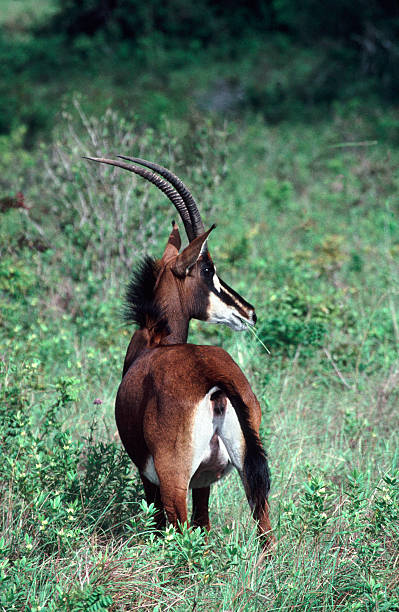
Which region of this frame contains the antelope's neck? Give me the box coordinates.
[122,314,190,376]
[162,311,189,345]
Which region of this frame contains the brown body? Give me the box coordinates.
[85,156,273,547]
[117,344,271,532]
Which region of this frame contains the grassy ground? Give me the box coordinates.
[1,100,398,610]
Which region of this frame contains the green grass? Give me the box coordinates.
[1,102,399,610]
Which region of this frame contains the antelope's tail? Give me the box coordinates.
[218,382,271,514]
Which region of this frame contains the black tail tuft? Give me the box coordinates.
[243,432,271,512]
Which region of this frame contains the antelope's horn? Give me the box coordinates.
[83,157,195,242]
[118,156,205,239]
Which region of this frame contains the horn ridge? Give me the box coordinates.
[83,157,195,242]
[118,156,205,238]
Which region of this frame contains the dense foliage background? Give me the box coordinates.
[1,1,398,610]
[1,0,399,141]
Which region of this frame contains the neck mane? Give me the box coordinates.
[123,256,189,364]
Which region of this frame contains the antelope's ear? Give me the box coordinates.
[162,221,182,261]
[172,224,216,277]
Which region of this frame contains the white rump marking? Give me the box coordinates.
[190,386,244,488]
[142,455,160,486]
[143,387,245,489]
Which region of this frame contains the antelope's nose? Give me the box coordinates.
[250,310,257,325]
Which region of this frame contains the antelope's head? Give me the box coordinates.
[84,155,256,332]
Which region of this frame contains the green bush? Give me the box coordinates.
[257,286,329,358]
[0,361,142,608]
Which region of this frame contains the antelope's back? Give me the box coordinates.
[116,343,260,428]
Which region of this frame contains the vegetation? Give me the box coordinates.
[1,0,399,142]
[1,1,399,610]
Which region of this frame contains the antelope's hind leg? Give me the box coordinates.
[149,390,215,532]
[153,459,190,529]
[141,474,166,530]
[191,486,211,531]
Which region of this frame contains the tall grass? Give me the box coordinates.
[1,102,398,610]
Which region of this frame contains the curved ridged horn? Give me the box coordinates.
[118,156,205,238]
[83,157,195,242]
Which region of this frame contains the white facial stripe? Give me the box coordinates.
[213,273,221,293]
[219,282,236,301]
[207,292,247,331]
[214,282,256,325]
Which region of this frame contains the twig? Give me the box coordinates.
[323,348,352,390]
[245,323,270,354]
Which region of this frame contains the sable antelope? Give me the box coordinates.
[85,155,273,548]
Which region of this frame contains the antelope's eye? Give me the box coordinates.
[203,266,212,276]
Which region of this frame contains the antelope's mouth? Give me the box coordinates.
[230,312,255,331]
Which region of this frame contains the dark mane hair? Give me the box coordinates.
[123,256,169,335]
